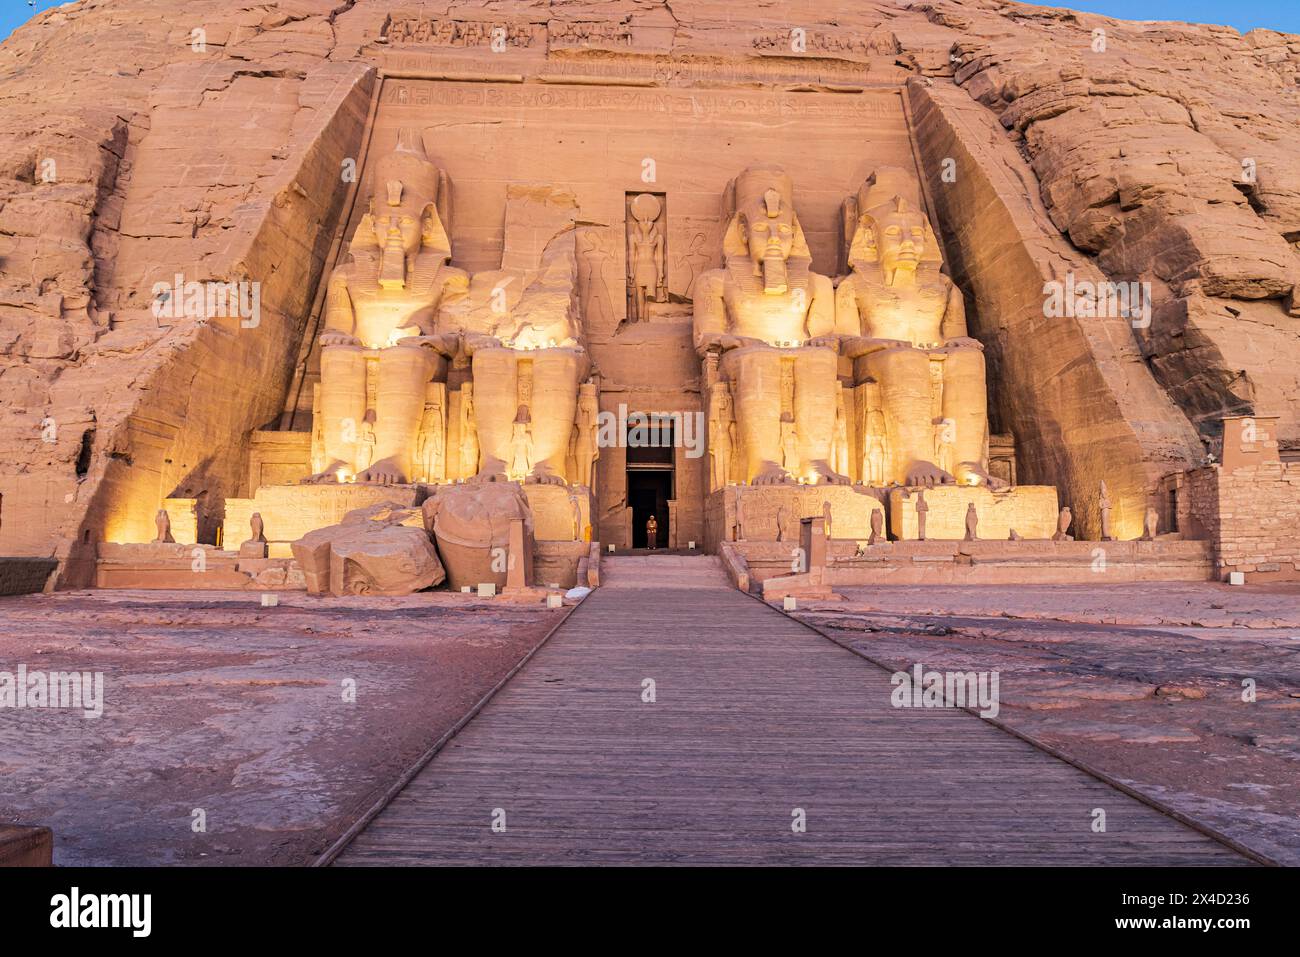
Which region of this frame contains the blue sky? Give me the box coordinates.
[1064,1,1300,33]
[1,0,1298,45]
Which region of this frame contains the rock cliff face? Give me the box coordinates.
[0,0,373,580]
[941,5,1300,441]
[1,0,1296,580]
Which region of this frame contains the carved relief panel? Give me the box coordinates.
[625,192,667,323]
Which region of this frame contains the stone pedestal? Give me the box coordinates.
[536,541,592,589]
[93,542,305,590]
[762,514,839,600]
[226,484,422,558]
[887,485,1058,541]
[704,484,885,552]
[501,518,549,603]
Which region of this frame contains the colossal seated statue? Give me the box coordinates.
[437,185,590,486]
[308,130,467,485]
[693,166,853,486]
[836,168,1005,489]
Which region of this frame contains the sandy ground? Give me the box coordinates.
[0,590,567,865]
[5,580,1296,866]
[789,582,1300,864]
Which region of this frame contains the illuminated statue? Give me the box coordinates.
[308,129,466,484]
[837,168,1004,489]
[693,166,852,485]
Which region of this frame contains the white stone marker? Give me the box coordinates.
[261,593,278,607]
[477,582,497,598]
[783,596,797,611]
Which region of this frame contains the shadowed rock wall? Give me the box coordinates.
[908,79,1203,538]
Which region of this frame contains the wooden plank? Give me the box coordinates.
[336,557,1248,866]
[0,824,53,867]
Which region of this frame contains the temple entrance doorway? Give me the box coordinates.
[626,413,675,549]
[629,470,672,549]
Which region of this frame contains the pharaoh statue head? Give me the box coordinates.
[843,166,942,284]
[351,128,453,288]
[723,166,811,294]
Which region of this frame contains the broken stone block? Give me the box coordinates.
[291,502,444,597]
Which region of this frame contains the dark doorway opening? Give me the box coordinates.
[629,470,672,548]
[626,412,675,549]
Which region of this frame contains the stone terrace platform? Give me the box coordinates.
[727,539,1213,597]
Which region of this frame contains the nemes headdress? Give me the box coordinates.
[351,128,453,260]
[841,166,942,271]
[721,165,812,261]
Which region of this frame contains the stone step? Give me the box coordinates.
[599,554,731,589]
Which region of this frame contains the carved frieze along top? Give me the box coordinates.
[377,80,905,121]
[549,20,635,49]
[751,26,902,61]
[380,52,910,90]
[384,15,545,49]
[374,11,915,90]
[382,15,634,50]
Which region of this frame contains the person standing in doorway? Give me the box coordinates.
[646,514,659,550]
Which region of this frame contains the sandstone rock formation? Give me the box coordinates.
[946,10,1300,443]
[1,0,377,582]
[0,0,1295,581]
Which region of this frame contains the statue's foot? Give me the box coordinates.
[752,466,794,486]
[809,462,851,486]
[356,465,405,485]
[467,469,509,485]
[301,470,341,485]
[956,461,1009,490]
[904,461,956,488]
[525,468,567,486]
[301,461,348,484]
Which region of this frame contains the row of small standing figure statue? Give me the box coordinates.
[734,479,1161,545]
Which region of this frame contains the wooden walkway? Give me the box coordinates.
[336,556,1247,865]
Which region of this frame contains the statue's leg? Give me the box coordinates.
[864,346,940,486]
[942,346,995,485]
[529,347,589,484]
[721,346,784,484]
[469,347,518,480]
[792,347,847,484]
[317,344,367,480]
[368,342,439,483]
